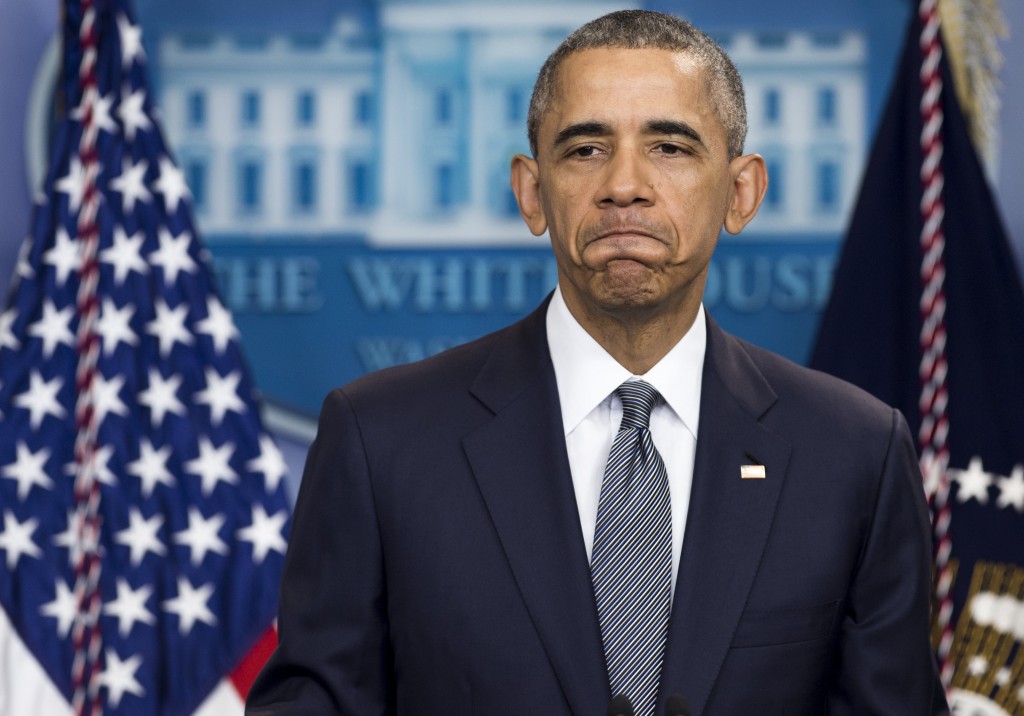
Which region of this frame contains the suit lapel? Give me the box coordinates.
[461,304,609,716]
[659,318,792,715]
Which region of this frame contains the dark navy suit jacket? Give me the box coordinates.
[247,300,947,715]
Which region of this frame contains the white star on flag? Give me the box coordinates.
[162,576,217,636]
[247,434,288,492]
[2,441,53,500]
[39,579,77,638]
[184,437,238,497]
[43,227,82,286]
[108,156,151,212]
[150,227,197,285]
[99,649,145,708]
[153,156,191,214]
[52,509,91,568]
[13,372,66,429]
[100,226,149,285]
[956,457,993,504]
[173,506,228,566]
[0,511,43,569]
[997,466,1024,511]
[55,157,87,213]
[64,443,119,487]
[0,308,21,352]
[114,508,166,566]
[97,298,139,356]
[195,368,246,426]
[195,296,239,354]
[127,438,175,497]
[237,504,288,564]
[72,90,118,136]
[117,86,152,141]
[137,368,185,427]
[103,578,155,637]
[116,13,146,67]
[145,299,194,357]
[92,373,130,424]
[27,300,75,358]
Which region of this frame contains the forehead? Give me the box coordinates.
[544,47,726,148]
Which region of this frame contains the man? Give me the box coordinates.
[248,10,947,715]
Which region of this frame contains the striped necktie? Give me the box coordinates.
[591,380,672,716]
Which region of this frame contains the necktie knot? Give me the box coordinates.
[616,380,659,431]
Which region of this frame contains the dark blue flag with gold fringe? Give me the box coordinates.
[811,0,1024,711]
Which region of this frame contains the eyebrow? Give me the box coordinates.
[551,121,611,150]
[550,119,706,151]
[645,119,705,148]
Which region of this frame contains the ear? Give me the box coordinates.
[723,153,768,235]
[510,154,548,237]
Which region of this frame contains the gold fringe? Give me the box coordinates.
[936,0,1009,171]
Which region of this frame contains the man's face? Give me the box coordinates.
[513,47,763,326]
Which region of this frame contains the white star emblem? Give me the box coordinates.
[247,434,288,492]
[117,86,152,142]
[153,156,191,214]
[955,457,992,504]
[195,368,245,426]
[108,156,151,212]
[116,13,146,67]
[65,444,118,488]
[996,465,1024,511]
[97,298,138,356]
[40,579,77,638]
[43,227,82,286]
[91,373,129,425]
[149,227,196,285]
[195,296,239,354]
[2,441,53,500]
[55,157,87,213]
[99,649,145,708]
[27,300,75,358]
[173,506,228,567]
[137,368,185,427]
[52,508,100,568]
[184,437,237,496]
[127,438,175,497]
[162,576,217,635]
[995,666,1012,686]
[103,578,155,637]
[237,504,288,564]
[100,226,148,285]
[13,371,66,429]
[0,510,43,568]
[968,654,988,676]
[114,508,166,566]
[145,299,193,357]
[71,89,118,136]
[0,307,21,352]
[14,237,35,282]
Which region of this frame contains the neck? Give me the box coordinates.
[562,292,701,375]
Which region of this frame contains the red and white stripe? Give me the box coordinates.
[916,0,954,691]
[68,2,106,713]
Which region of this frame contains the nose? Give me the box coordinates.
[597,147,655,208]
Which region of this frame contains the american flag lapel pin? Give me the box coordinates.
[740,464,766,479]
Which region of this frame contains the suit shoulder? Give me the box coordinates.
[731,334,900,431]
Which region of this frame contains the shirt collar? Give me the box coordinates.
[546,286,706,439]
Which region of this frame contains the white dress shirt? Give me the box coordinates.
[546,287,706,596]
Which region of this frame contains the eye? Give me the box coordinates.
[572,145,600,158]
[656,143,687,156]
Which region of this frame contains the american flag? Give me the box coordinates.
[0,1,289,714]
